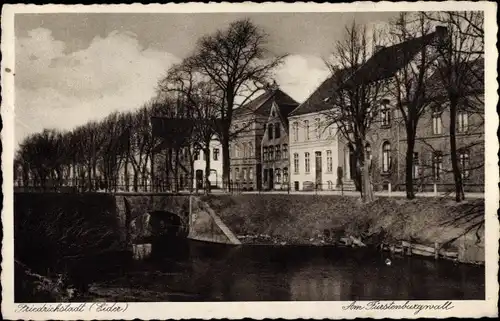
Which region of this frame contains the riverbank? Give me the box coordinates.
[202,194,485,264]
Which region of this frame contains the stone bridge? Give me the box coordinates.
[114,193,240,251]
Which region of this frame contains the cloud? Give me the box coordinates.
[15,28,180,145]
[275,54,330,103]
[14,29,330,146]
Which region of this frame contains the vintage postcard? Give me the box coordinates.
[1,2,498,319]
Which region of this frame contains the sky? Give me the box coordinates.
[14,12,398,146]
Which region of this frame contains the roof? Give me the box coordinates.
[290,26,447,117]
[289,68,352,117]
[341,32,439,88]
[427,58,484,99]
[234,87,299,118]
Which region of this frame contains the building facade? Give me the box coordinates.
[192,138,224,189]
[287,74,356,191]
[230,84,298,190]
[260,100,297,190]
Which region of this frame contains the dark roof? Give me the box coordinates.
[290,27,447,117]
[289,68,352,117]
[342,31,440,88]
[234,87,299,117]
[427,58,484,99]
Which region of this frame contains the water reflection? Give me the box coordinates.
[90,242,484,301]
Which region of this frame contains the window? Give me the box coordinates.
[235,168,240,181]
[242,143,247,158]
[458,111,469,133]
[275,145,281,160]
[283,167,289,183]
[327,180,334,190]
[194,150,200,160]
[305,152,311,173]
[315,118,321,138]
[213,148,219,161]
[276,168,281,183]
[282,144,288,159]
[365,143,372,160]
[459,149,470,179]
[242,168,247,182]
[432,110,442,134]
[413,152,419,179]
[294,153,299,174]
[249,168,254,180]
[268,124,274,140]
[382,142,391,173]
[381,104,391,127]
[263,147,268,161]
[326,150,333,172]
[275,123,281,138]
[293,122,299,142]
[304,120,310,140]
[432,151,443,180]
[269,146,274,160]
[248,143,253,157]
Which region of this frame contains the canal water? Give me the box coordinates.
[81,241,484,302]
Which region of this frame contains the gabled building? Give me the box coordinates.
[288,26,456,192]
[260,96,298,190]
[192,138,223,189]
[230,82,299,190]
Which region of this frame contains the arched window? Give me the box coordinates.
[382,142,391,173]
[432,107,442,135]
[248,142,253,157]
[304,120,310,140]
[365,143,372,160]
[268,124,274,140]
[283,167,289,183]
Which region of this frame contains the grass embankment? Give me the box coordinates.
[202,194,484,252]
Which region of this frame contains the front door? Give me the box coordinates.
[268,168,274,190]
[195,170,203,189]
[315,151,322,190]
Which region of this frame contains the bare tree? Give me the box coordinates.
[179,18,287,190]
[387,12,444,199]
[424,11,484,202]
[324,21,386,202]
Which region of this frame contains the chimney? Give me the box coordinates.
[435,26,448,41]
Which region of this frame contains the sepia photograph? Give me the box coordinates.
[1,2,498,320]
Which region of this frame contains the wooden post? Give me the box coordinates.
[434,242,439,259]
[388,183,392,196]
[433,183,438,196]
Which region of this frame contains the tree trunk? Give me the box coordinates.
[405,127,416,199]
[174,149,179,192]
[449,97,464,202]
[362,159,373,202]
[204,145,211,194]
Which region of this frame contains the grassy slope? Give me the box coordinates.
[202,194,484,249]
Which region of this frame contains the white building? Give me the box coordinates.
[288,75,356,191]
[192,138,223,189]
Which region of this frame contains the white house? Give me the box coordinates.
[288,74,356,191]
[192,138,223,189]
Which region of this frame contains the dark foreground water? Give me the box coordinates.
[78,241,484,302]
